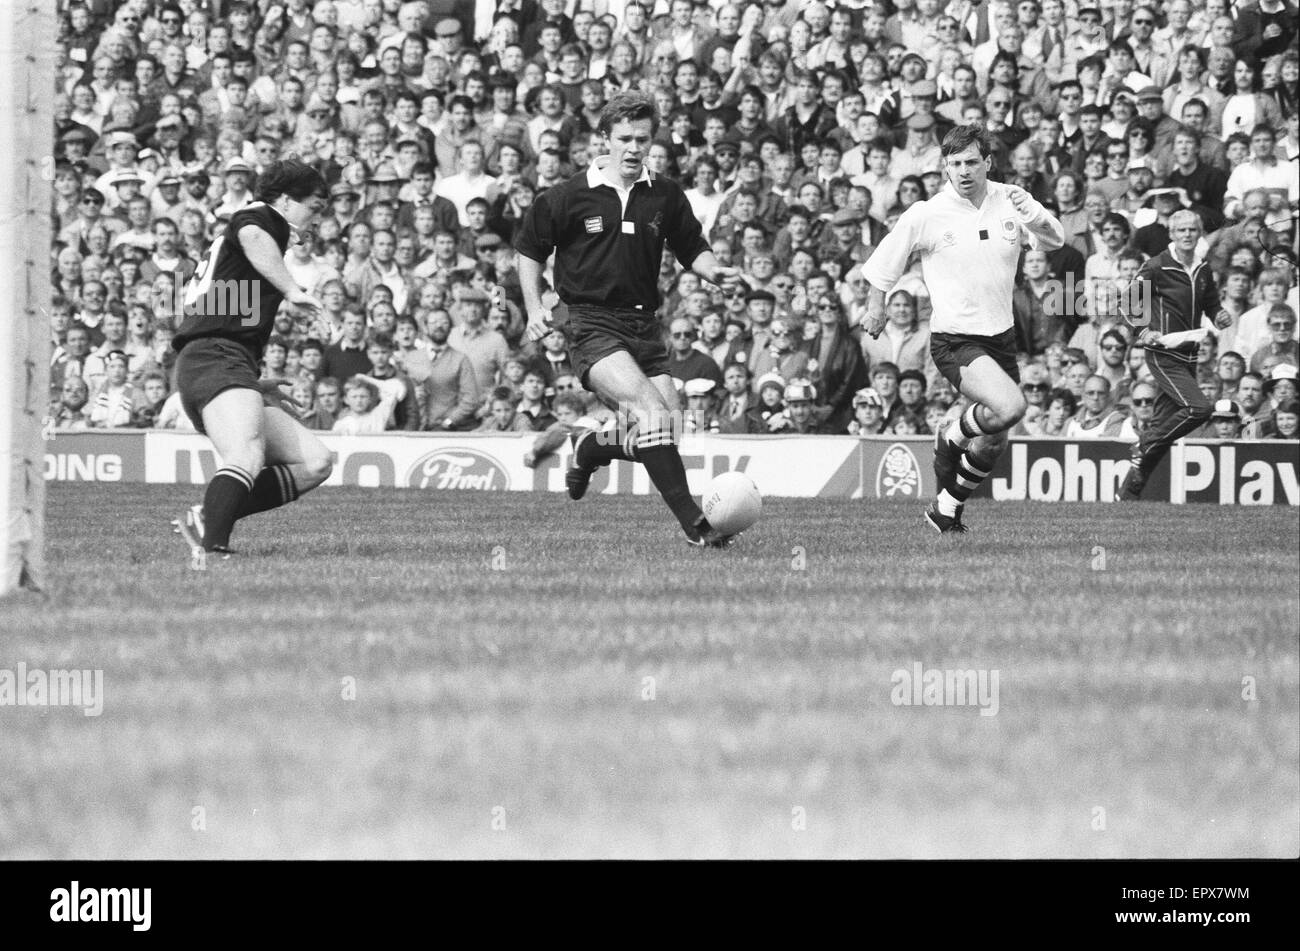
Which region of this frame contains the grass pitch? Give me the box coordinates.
[1,484,1296,859]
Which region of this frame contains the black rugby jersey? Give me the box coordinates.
[173,202,293,359]
[515,162,710,312]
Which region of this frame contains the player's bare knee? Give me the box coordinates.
[303,448,333,488]
[1001,392,1028,426]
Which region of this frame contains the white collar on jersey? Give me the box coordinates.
[942,179,999,209]
[587,156,653,192]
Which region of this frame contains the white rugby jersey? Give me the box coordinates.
[863,181,1066,337]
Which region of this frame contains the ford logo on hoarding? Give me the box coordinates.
[406,448,509,490]
[876,442,921,498]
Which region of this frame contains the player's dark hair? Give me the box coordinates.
[599,90,659,137]
[367,332,395,352]
[940,123,994,159]
[255,159,328,203]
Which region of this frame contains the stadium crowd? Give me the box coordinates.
[47,0,1300,450]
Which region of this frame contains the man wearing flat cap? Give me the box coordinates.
[891,112,943,180]
[893,79,952,147]
[821,208,873,270]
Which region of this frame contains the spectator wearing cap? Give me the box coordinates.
[448,288,511,392]
[890,113,942,181]
[1128,84,1178,154]
[745,372,787,433]
[891,78,952,149]
[1116,154,1158,218]
[681,378,721,434]
[214,156,254,217]
[149,170,187,223]
[769,380,832,434]
[1195,398,1245,440]
[846,387,887,436]
[1257,363,1300,429]
[101,167,151,224]
[94,130,147,204]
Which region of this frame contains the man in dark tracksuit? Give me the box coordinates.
[1119,210,1232,500]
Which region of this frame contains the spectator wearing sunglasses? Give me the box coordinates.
[806,295,870,432]
[1247,305,1299,374]
[1095,328,1131,394]
[1118,380,1157,441]
[665,318,725,393]
[1011,364,1052,435]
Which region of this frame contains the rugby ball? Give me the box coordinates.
[702,471,762,535]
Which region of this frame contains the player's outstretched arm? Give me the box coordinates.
[239,225,321,316]
[1005,185,1066,251]
[688,251,741,293]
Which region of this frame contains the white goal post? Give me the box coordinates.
[1,5,56,597]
